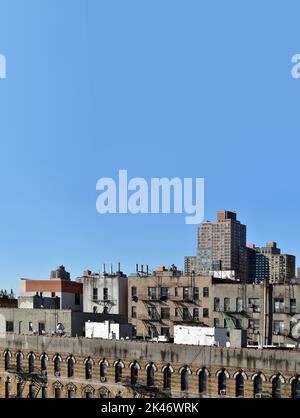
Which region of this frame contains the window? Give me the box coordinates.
[274,298,284,313]
[103,306,108,314]
[273,320,285,334]
[193,308,199,320]
[183,307,190,321]
[17,380,24,398]
[236,319,242,329]
[160,287,169,299]
[148,306,157,319]
[214,298,220,312]
[249,298,260,312]
[224,319,230,328]
[193,287,199,300]
[183,287,189,300]
[5,378,11,399]
[93,306,98,313]
[41,354,47,371]
[54,355,61,376]
[16,352,23,372]
[214,318,220,328]
[235,372,244,397]
[253,374,263,397]
[131,306,137,319]
[224,298,230,312]
[163,365,172,390]
[175,287,178,297]
[103,288,108,300]
[203,308,209,318]
[67,384,76,399]
[100,359,108,382]
[161,327,170,338]
[51,292,55,298]
[29,322,33,332]
[199,369,208,394]
[218,370,227,395]
[75,293,80,305]
[4,351,10,371]
[161,307,170,320]
[130,361,139,385]
[28,353,35,373]
[67,356,75,378]
[236,298,243,312]
[203,287,209,297]
[99,387,109,399]
[115,360,123,383]
[85,357,93,380]
[54,384,62,399]
[148,287,156,300]
[147,363,155,387]
[291,376,300,399]
[290,299,297,314]
[93,288,98,300]
[6,321,13,332]
[272,376,281,398]
[38,323,45,335]
[181,367,189,391]
[249,319,260,330]
[29,383,36,399]
[131,287,137,297]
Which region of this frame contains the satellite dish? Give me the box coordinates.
[56,323,65,335]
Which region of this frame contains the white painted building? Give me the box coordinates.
[85,320,133,340]
[174,325,227,347]
[78,269,128,318]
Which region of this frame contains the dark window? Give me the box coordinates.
[272,376,281,398]
[181,367,189,391]
[183,307,190,321]
[6,321,13,332]
[42,385,48,399]
[100,360,108,382]
[75,293,80,305]
[28,353,35,373]
[16,352,22,372]
[203,308,209,318]
[5,379,11,399]
[199,369,207,394]
[93,288,98,300]
[161,307,170,320]
[4,352,10,371]
[236,319,242,329]
[130,361,139,385]
[203,287,209,297]
[131,306,137,318]
[99,388,108,399]
[193,287,199,300]
[218,370,227,395]
[29,384,35,399]
[160,287,169,299]
[38,322,45,335]
[54,386,61,398]
[51,292,55,298]
[253,374,263,397]
[183,287,189,299]
[67,357,74,378]
[85,358,93,380]
[115,361,123,383]
[93,306,98,313]
[103,288,108,300]
[54,355,61,376]
[214,298,220,312]
[175,288,178,297]
[148,287,156,300]
[235,373,244,397]
[41,354,47,371]
[224,298,230,312]
[103,306,108,314]
[163,366,172,390]
[131,287,137,297]
[29,322,33,332]
[68,387,76,398]
[193,308,199,320]
[292,376,300,399]
[161,327,170,337]
[147,363,155,387]
[290,299,297,314]
[214,318,220,328]
[17,381,24,398]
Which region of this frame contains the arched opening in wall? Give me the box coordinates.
[218,369,227,396]
[291,376,300,399]
[198,368,209,395]
[67,356,75,378]
[4,350,11,371]
[163,365,172,391]
[17,378,24,398]
[100,359,108,383]
[85,357,93,380]
[235,371,245,397]
[54,382,62,399]
[253,373,263,398]
[99,387,109,399]
[130,361,139,385]
[180,366,190,392]
[67,383,76,399]
[53,354,61,377]
[40,353,48,372]
[115,360,123,383]
[84,385,94,399]
[5,377,11,399]
[28,352,35,374]
[146,363,156,387]
[272,375,282,399]
[16,351,23,372]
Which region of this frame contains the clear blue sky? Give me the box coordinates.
[0,1,299,293]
